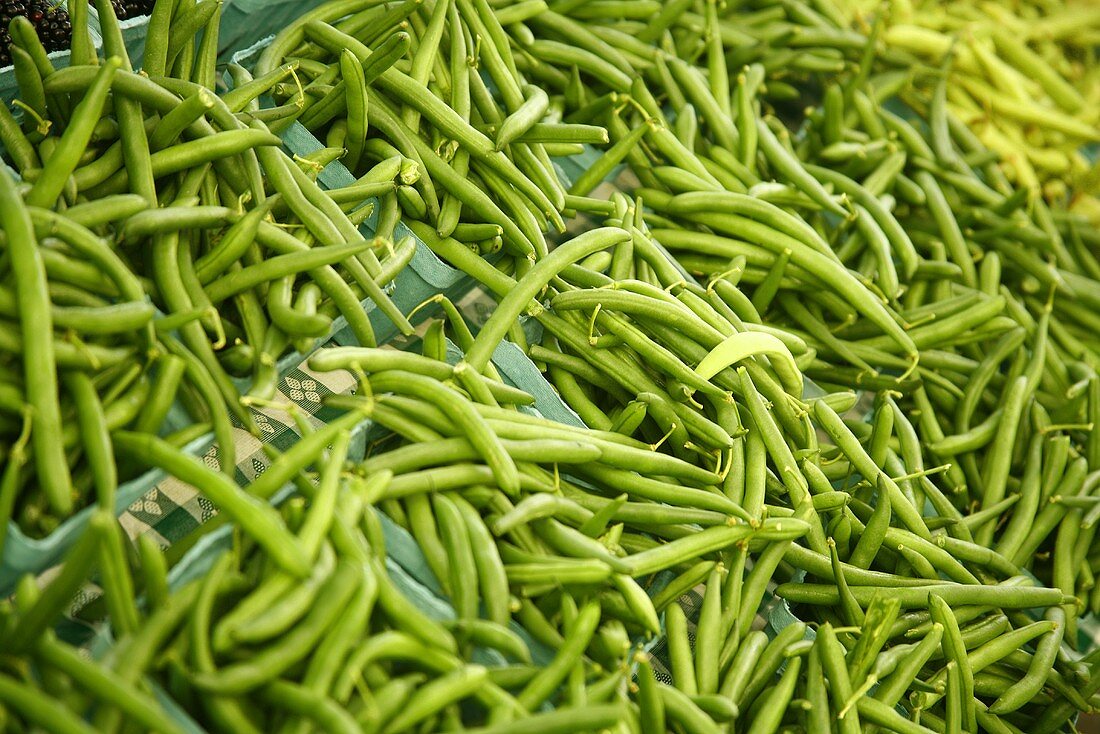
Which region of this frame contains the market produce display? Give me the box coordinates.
[0,0,1098,732]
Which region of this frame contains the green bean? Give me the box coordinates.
[35,630,184,734]
[857,697,937,734]
[363,438,592,480]
[317,22,560,224]
[113,432,311,577]
[496,85,550,151]
[367,371,520,495]
[536,517,631,572]
[258,680,356,734]
[6,520,99,653]
[148,89,216,154]
[673,213,917,356]
[647,562,714,616]
[224,63,300,113]
[719,629,769,702]
[629,0,689,40]
[655,682,717,734]
[1,159,71,514]
[739,536,800,639]
[875,623,943,708]
[263,276,329,338]
[336,50,369,173]
[161,0,218,73]
[693,566,723,694]
[569,119,651,197]
[445,619,530,664]
[403,0,450,121]
[298,33,411,130]
[515,598,600,711]
[989,607,1065,714]
[567,461,742,516]
[250,227,373,345]
[625,653,664,733]
[0,97,38,172]
[249,412,368,506]
[830,536,864,625]
[0,410,29,551]
[757,119,847,217]
[747,655,801,734]
[85,128,281,194]
[131,537,169,618]
[1014,457,1092,567]
[915,170,978,287]
[465,705,627,734]
[396,494,449,596]
[464,227,630,371]
[883,527,980,585]
[662,56,734,151]
[505,556,613,584]
[777,582,1067,609]
[929,408,1004,456]
[738,366,812,496]
[0,673,99,734]
[1088,373,1100,471]
[382,122,534,255]
[203,241,370,302]
[433,494,479,621]
[624,519,806,577]
[10,46,47,133]
[931,593,977,731]
[814,400,929,538]
[591,307,723,397]
[91,510,142,637]
[816,622,861,734]
[192,560,362,694]
[666,601,697,695]
[666,190,839,264]
[797,641,830,732]
[60,371,116,513]
[96,5,157,203]
[845,595,900,688]
[919,621,1059,713]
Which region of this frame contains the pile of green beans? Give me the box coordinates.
[0,352,808,733]
[5,327,1082,732]
[468,196,1088,731]
[0,508,192,734]
[3,0,1100,732]
[0,52,184,536]
[833,0,1100,207]
[329,204,1087,731]
[241,0,1098,729]
[0,0,417,534]
[253,0,613,263]
[477,0,1098,729]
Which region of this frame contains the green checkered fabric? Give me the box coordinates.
[116,347,356,548]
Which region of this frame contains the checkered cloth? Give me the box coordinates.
[116,359,357,549]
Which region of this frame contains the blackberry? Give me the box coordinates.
[0,1,71,65]
[97,0,155,20]
[1,1,25,26]
[35,2,70,52]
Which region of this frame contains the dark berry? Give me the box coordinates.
[92,0,151,20]
[1,1,73,65]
